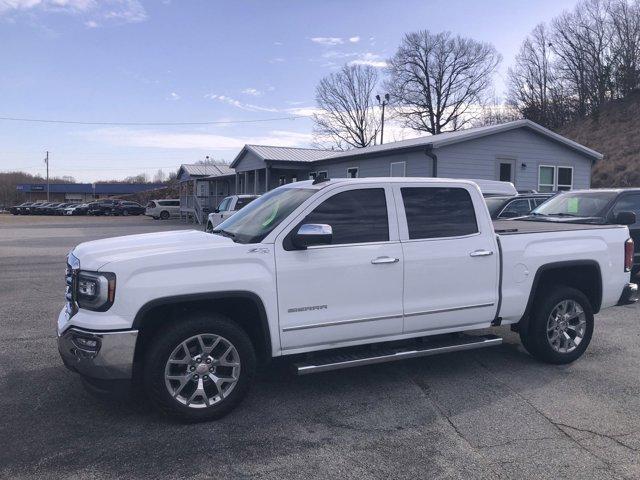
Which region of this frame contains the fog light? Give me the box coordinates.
[75,337,98,349]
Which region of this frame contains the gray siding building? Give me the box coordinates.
[230,120,600,195]
[179,120,602,223]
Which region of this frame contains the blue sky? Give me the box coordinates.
[0,0,579,182]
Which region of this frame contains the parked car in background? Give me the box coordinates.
[87,200,119,216]
[9,202,34,215]
[473,179,518,197]
[112,200,145,216]
[145,199,180,220]
[28,202,53,215]
[521,188,640,274]
[64,203,90,216]
[205,195,260,232]
[52,203,73,215]
[485,193,554,219]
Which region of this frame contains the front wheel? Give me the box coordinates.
[159,210,170,220]
[143,314,256,422]
[519,286,594,364]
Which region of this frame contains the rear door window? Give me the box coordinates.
[611,194,640,225]
[401,187,478,239]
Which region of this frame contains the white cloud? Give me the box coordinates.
[204,93,279,113]
[268,57,285,63]
[167,92,180,101]
[349,36,360,43]
[310,37,344,46]
[241,87,262,96]
[348,52,387,68]
[273,41,283,46]
[0,0,147,25]
[84,127,313,150]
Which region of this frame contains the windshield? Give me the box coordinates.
[532,191,617,217]
[213,186,316,244]
[484,196,511,216]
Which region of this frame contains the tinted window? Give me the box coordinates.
[235,197,256,209]
[500,198,532,217]
[167,200,180,206]
[402,187,478,239]
[301,188,389,245]
[612,195,640,225]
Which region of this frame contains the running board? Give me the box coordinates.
[294,334,502,375]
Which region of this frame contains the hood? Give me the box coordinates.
[72,229,235,270]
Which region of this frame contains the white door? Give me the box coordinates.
[394,183,499,334]
[275,185,404,352]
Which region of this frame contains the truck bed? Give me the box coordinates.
[493,219,620,235]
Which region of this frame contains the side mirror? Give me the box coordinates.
[292,224,332,249]
[615,211,636,226]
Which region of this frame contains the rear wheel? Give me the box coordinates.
[519,286,593,364]
[159,210,170,220]
[143,314,256,422]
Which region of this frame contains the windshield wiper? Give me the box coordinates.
[211,229,236,239]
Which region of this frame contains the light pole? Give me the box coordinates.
[44,151,50,201]
[376,93,390,145]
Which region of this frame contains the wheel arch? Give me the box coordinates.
[518,260,602,329]
[132,291,272,367]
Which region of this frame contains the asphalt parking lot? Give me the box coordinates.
[1,214,639,479]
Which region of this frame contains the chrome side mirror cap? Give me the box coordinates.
[292,224,333,249]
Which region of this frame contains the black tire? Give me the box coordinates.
[159,210,170,220]
[205,222,213,233]
[152,216,159,220]
[519,286,594,364]
[122,209,129,216]
[143,313,256,422]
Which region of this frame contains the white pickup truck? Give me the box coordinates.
[205,194,259,232]
[58,178,637,422]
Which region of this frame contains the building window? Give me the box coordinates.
[538,165,573,192]
[557,167,573,191]
[279,175,287,186]
[291,176,298,183]
[347,167,359,178]
[390,161,406,177]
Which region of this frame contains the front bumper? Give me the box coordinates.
[617,283,638,306]
[58,327,138,380]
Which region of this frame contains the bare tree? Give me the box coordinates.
[313,64,380,150]
[507,24,571,128]
[385,30,501,135]
[153,169,166,183]
[608,0,640,96]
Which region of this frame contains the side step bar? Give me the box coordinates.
[294,334,502,375]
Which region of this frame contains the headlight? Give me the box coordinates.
[76,271,116,312]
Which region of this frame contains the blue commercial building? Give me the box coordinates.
[16,183,166,202]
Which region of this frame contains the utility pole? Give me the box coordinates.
[376,93,390,145]
[44,151,50,201]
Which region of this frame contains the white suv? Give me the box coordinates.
[146,199,180,220]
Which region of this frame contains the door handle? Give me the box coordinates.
[469,249,493,257]
[371,256,400,264]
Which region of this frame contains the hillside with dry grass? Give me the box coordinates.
[560,91,640,188]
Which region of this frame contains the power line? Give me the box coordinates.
[0,114,313,126]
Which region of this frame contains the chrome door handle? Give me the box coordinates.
[371,256,399,264]
[469,249,493,257]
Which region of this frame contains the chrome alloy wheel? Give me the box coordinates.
[546,300,586,354]
[164,334,241,408]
